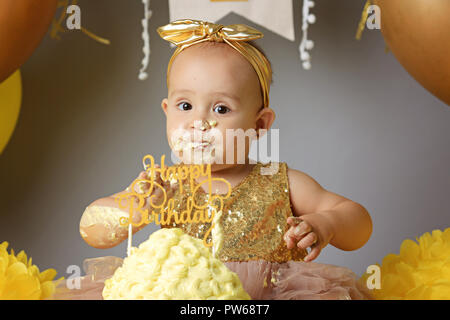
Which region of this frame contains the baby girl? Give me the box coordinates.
[78,19,373,300]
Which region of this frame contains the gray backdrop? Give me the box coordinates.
[0,0,448,279]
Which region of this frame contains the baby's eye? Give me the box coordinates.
[177,102,192,111]
[213,105,230,114]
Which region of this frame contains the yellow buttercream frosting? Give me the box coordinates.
[102,228,250,300]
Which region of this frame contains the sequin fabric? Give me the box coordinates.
[162,162,308,263]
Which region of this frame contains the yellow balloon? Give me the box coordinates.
[0,69,22,154]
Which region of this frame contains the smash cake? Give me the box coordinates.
[102,227,250,300]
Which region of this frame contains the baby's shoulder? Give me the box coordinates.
[284,163,324,195]
[256,161,320,192]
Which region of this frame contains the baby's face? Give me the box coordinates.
[161,43,272,170]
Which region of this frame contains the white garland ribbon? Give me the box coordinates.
[299,0,316,70]
[139,0,152,80]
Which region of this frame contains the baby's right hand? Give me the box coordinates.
[81,165,182,249]
[125,164,179,210]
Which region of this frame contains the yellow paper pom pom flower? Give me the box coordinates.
[0,241,61,300]
[361,228,450,300]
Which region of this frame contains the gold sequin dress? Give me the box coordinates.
[52,161,372,300]
[161,161,308,263]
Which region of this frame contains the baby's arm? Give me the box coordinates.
[80,167,177,249]
[284,167,372,261]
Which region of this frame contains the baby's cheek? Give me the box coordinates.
[227,136,252,158]
[168,129,185,149]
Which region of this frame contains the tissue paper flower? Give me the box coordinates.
[0,241,60,300]
[361,228,450,300]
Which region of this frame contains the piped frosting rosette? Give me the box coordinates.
[102,228,250,300]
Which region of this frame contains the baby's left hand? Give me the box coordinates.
[284,214,334,262]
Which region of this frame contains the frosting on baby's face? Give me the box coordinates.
[161,42,271,169]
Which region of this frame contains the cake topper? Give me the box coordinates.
[115,154,232,255]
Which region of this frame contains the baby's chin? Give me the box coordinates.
[171,157,235,173]
[170,151,250,173]
[169,139,250,169]
[170,148,218,166]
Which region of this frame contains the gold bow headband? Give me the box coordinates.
[157,19,271,109]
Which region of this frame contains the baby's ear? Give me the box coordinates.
[256,107,276,132]
[161,98,169,114]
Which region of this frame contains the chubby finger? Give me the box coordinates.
[284,221,312,249]
[128,176,147,194]
[297,231,317,250]
[304,243,321,262]
[145,164,162,180]
[284,228,297,249]
[166,181,179,199]
[161,179,172,193]
[144,163,160,171]
[152,179,174,200]
[284,222,306,248]
[287,216,303,227]
[284,224,306,249]
[293,221,312,238]
[138,171,147,179]
[130,171,148,188]
[169,180,181,195]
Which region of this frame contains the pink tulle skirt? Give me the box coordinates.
[51,256,373,300]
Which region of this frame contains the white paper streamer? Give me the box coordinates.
[299,0,316,70]
[139,0,152,80]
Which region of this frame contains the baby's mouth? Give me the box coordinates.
[192,141,214,150]
[172,138,216,164]
[173,137,215,152]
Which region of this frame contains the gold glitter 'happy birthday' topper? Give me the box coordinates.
[114,154,231,248]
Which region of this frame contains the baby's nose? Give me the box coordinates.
[191,119,211,131]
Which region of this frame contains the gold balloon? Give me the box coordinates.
[0,70,22,155]
[0,0,57,83]
[373,0,450,106]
